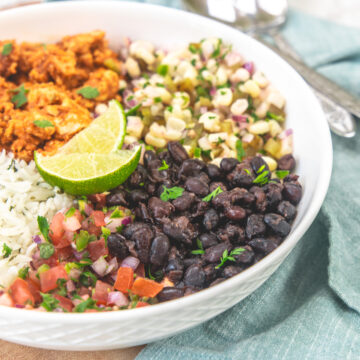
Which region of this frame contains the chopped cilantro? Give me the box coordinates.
[266,111,284,122]
[40,293,59,312]
[56,278,67,297]
[2,243,12,258]
[188,43,200,54]
[160,186,184,202]
[194,147,202,158]
[275,170,290,179]
[125,103,142,116]
[10,84,29,108]
[216,247,246,269]
[157,64,169,76]
[39,243,55,259]
[158,160,169,171]
[191,59,196,66]
[156,83,165,88]
[37,216,50,242]
[166,106,173,113]
[75,230,91,252]
[202,186,223,202]
[154,96,162,103]
[236,139,245,162]
[110,208,122,219]
[253,169,270,186]
[216,137,225,145]
[74,297,97,313]
[79,271,97,287]
[1,43,12,56]
[65,207,76,218]
[211,39,222,58]
[195,85,210,99]
[191,238,205,255]
[77,86,99,99]
[33,119,54,129]
[18,266,29,280]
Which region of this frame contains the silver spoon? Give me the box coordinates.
[183,0,358,138]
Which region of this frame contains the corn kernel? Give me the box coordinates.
[208,132,228,144]
[230,68,250,83]
[165,129,183,141]
[198,136,213,150]
[124,135,138,145]
[267,90,285,109]
[215,66,228,86]
[261,156,277,171]
[125,57,141,78]
[95,103,108,116]
[149,122,166,138]
[268,120,282,137]
[213,88,233,107]
[252,71,269,88]
[199,112,221,132]
[248,120,270,134]
[264,138,281,157]
[255,101,270,118]
[240,80,261,98]
[127,116,144,139]
[145,133,167,148]
[166,116,186,132]
[172,92,190,109]
[230,98,248,116]
[130,40,155,65]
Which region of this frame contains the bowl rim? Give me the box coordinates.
[0,0,333,323]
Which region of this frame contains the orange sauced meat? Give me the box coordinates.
[0,31,123,161]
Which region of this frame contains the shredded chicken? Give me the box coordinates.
[0,31,123,161]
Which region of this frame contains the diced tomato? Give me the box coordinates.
[55,245,73,261]
[131,278,164,298]
[136,301,150,308]
[87,238,108,261]
[91,211,106,227]
[26,278,41,304]
[135,263,145,278]
[53,294,73,312]
[10,278,35,306]
[88,194,107,209]
[0,293,14,307]
[49,212,65,244]
[81,218,101,237]
[93,280,113,305]
[114,267,134,294]
[30,253,58,270]
[63,216,81,232]
[29,270,40,287]
[73,209,83,223]
[39,265,68,293]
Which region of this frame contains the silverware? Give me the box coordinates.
[182,0,358,137]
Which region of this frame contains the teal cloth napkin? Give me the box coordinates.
[49,1,360,357]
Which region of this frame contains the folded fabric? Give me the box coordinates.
[134,6,360,360]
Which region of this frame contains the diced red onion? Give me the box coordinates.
[200,106,208,114]
[225,52,243,67]
[121,256,140,270]
[69,268,81,280]
[278,128,293,140]
[210,87,217,96]
[111,273,117,282]
[91,256,109,277]
[107,291,129,307]
[232,115,248,123]
[63,216,81,232]
[66,280,76,293]
[32,250,40,261]
[32,235,42,244]
[121,216,132,226]
[0,290,4,296]
[84,203,93,216]
[107,257,118,275]
[73,250,84,261]
[15,304,25,308]
[243,61,254,75]
[105,217,124,233]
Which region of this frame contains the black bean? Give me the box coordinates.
[191,201,210,218]
[264,213,291,237]
[203,264,219,283]
[131,225,153,263]
[223,265,243,278]
[234,245,254,264]
[148,197,175,220]
[231,188,255,207]
[107,233,129,259]
[172,191,196,212]
[250,156,269,175]
[183,257,202,268]
[199,233,218,249]
[212,191,232,209]
[227,167,254,188]
[283,183,302,205]
[179,159,206,177]
[278,154,296,171]
[125,240,138,258]
[248,237,278,254]
[165,258,184,272]
[128,164,147,187]
[210,278,225,287]
[123,222,148,239]
[157,287,184,302]
[147,160,170,183]
[220,157,239,173]
[184,264,206,287]
[246,214,266,239]
[128,189,149,204]
[106,191,129,207]
[250,186,267,213]
[204,242,229,263]
[203,209,219,231]
[277,201,297,221]
[207,164,222,180]
[163,217,197,246]
[199,172,211,184]
[209,181,227,193]
[136,203,153,223]
[167,141,189,164]
[145,182,156,196]
[264,183,283,210]
[284,174,299,182]
[217,224,245,244]
[185,177,209,197]
[224,205,246,221]
[150,234,170,267]
[143,150,157,168]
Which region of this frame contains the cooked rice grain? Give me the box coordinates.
[0,151,74,287]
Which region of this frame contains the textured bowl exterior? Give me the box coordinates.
[0,1,333,351]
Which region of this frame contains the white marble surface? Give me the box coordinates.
[289,0,360,28]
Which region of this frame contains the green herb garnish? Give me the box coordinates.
[1,43,12,56]
[40,293,59,312]
[156,83,165,88]
[2,243,12,258]
[201,149,212,159]
[158,160,169,171]
[202,186,223,202]
[33,119,54,129]
[247,96,254,111]
[235,139,245,162]
[18,266,29,280]
[188,43,200,54]
[39,243,55,259]
[10,84,29,108]
[56,278,67,297]
[266,111,284,122]
[101,227,111,243]
[216,247,245,269]
[160,186,184,202]
[7,159,17,172]
[195,85,210,99]
[275,170,290,179]
[244,168,251,175]
[79,271,97,287]
[37,216,50,242]
[191,59,196,66]
[74,298,97,313]
[76,86,99,99]
[191,238,205,255]
[75,230,91,252]
[110,208,122,219]
[211,39,222,58]
[194,147,202,158]
[253,169,270,186]
[157,64,169,76]
[154,96,162,103]
[125,103,142,116]
[65,207,76,218]
[216,137,225,145]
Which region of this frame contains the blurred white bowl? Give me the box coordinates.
[0,1,332,351]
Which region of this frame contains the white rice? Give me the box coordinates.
[0,151,74,287]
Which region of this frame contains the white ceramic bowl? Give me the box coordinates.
[0,1,332,351]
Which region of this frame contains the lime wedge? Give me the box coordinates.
[58,100,126,154]
[34,147,141,195]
